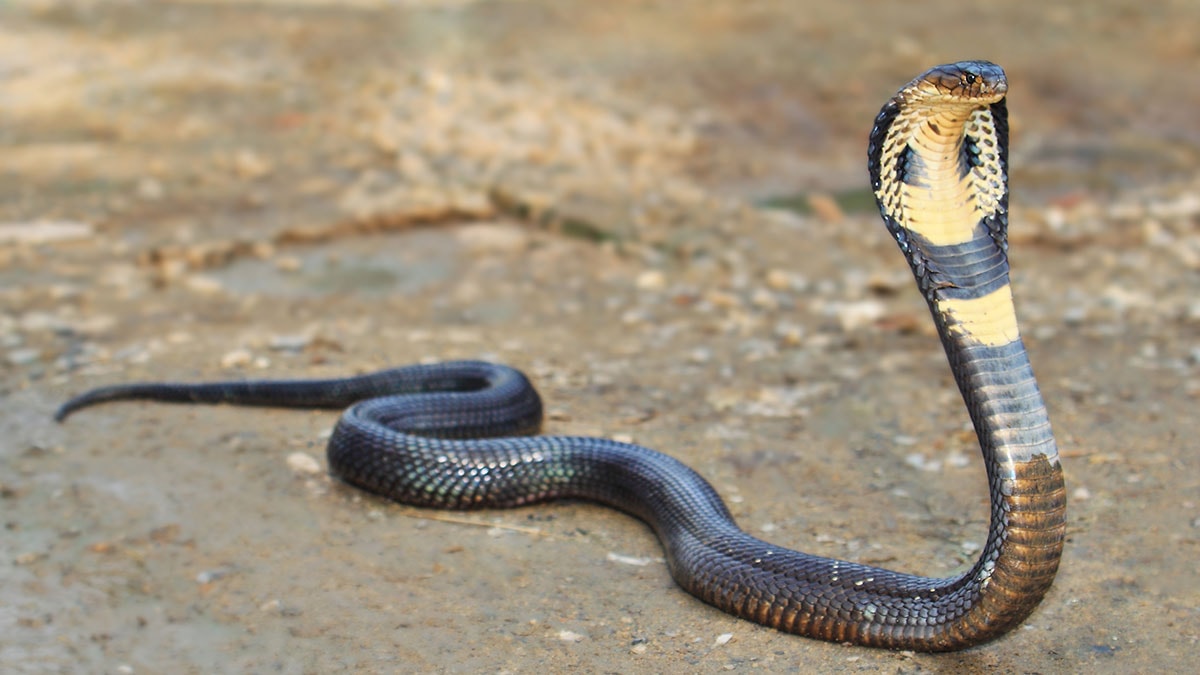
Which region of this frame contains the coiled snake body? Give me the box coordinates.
[58,61,1065,651]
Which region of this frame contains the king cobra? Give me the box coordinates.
[57,61,1065,651]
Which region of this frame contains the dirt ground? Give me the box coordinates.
[2,1,1198,673]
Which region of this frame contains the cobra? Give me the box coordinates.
[57,61,1065,651]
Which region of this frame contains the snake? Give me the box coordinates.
[56,61,1065,652]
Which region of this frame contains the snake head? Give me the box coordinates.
[910,61,1008,105]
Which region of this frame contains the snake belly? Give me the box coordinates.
[56,61,1066,652]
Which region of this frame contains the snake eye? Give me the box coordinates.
[963,72,978,86]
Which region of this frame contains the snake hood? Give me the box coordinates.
[869,60,1011,302]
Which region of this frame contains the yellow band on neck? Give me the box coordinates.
[937,285,1021,346]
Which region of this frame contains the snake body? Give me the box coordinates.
[57,61,1065,651]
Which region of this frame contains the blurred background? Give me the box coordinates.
[4,0,1199,236]
[2,1,1197,672]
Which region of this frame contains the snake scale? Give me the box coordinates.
[57,61,1065,651]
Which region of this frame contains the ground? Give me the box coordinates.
[2,1,1198,673]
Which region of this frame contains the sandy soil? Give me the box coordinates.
[2,1,1199,672]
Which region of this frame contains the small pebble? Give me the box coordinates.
[286,452,322,475]
[704,290,740,310]
[807,193,844,223]
[606,551,662,566]
[270,334,311,351]
[830,300,886,332]
[275,256,303,272]
[945,452,971,469]
[764,268,793,291]
[713,632,734,647]
[220,349,253,369]
[0,220,94,244]
[454,223,530,254]
[5,348,41,366]
[233,149,273,179]
[1188,347,1200,366]
[184,275,225,295]
[866,273,906,294]
[1062,306,1088,325]
[635,269,666,291]
[904,453,941,472]
[774,322,805,347]
[557,630,586,642]
[136,177,165,200]
[750,287,778,310]
[196,567,232,584]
